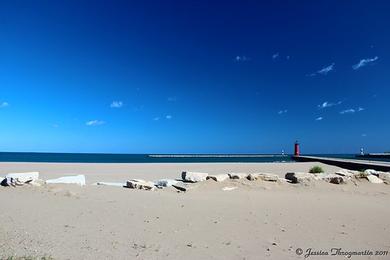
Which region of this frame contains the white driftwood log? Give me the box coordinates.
[46,175,86,186]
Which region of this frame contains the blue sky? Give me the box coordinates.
[0,0,389,154]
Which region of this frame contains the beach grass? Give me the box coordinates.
[309,165,324,173]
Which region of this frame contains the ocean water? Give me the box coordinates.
[0,152,293,163]
[1,152,389,163]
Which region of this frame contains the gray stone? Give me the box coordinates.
[4,172,40,186]
[316,173,346,184]
[378,172,390,183]
[364,169,378,176]
[353,171,369,179]
[324,174,345,184]
[246,173,258,181]
[154,179,178,187]
[285,172,314,184]
[329,176,345,184]
[126,179,156,190]
[229,173,249,179]
[181,171,208,182]
[366,175,384,184]
[257,173,279,182]
[206,174,230,182]
[335,169,357,178]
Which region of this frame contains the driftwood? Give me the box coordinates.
[172,184,187,192]
[46,175,86,186]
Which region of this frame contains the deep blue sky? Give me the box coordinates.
[0,0,389,154]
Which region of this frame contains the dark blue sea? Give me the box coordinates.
[0,152,292,163]
[0,152,389,163]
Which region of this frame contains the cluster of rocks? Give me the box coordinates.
[285,169,390,185]
[182,171,281,183]
[122,168,390,192]
[3,168,388,192]
[123,171,282,192]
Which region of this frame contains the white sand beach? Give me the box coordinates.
[0,162,389,259]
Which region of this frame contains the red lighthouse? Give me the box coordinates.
[294,141,300,156]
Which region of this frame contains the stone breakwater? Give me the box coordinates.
[2,168,389,192]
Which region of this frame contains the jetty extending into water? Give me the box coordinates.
[356,153,390,159]
[294,155,390,172]
[149,154,288,158]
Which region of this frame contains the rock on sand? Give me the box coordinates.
[181,171,208,182]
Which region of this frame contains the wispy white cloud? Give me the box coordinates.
[153,117,160,121]
[340,107,365,114]
[110,101,123,108]
[86,120,105,126]
[165,115,172,120]
[272,53,290,60]
[235,55,250,62]
[317,63,335,75]
[361,133,367,137]
[315,117,323,121]
[309,63,335,76]
[318,101,342,109]
[339,109,355,114]
[0,101,9,108]
[278,109,288,115]
[352,56,378,70]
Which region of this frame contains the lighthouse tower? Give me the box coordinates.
[294,141,300,156]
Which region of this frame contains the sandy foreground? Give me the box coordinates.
[0,162,389,260]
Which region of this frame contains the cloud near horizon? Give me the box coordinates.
[165,115,172,120]
[352,56,378,70]
[110,101,123,108]
[86,120,105,126]
[0,101,9,108]
[315,117,323,121]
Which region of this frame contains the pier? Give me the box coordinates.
[293,155,390,172]
[148,154,288,158]
[356,153,390,159]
